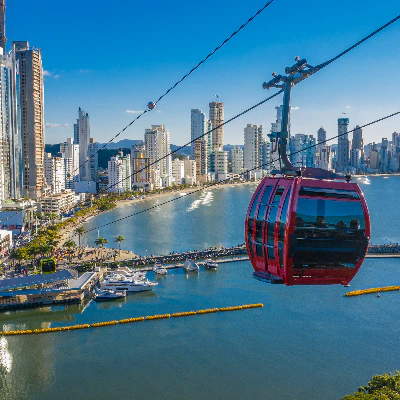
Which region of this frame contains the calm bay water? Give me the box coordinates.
[0,176,400,400]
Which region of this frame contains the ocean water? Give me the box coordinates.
[0,176,399,400]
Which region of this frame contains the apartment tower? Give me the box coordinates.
[14,41,45,198]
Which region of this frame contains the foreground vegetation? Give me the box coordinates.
[342,371,400,399]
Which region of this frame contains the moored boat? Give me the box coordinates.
[100,275,158,293]
[183,259,200,271]
[204,259,218,269]
[93,289,126,301]
[153,263,167,275]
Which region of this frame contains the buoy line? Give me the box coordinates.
[1,303,263,336]
[345,286,400,297]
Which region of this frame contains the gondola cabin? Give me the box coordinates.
[39,258,57,274]
[245,177,370,286]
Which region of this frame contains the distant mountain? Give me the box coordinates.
[96,139,144,150]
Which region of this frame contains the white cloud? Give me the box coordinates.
[45,123,69,129]
[346,105,351,109]
[377,107,382,110]
[290,106,300,110]
[126,110,143,114]
[43,70,52,77]
[79,69,90,73]
[156,110,162,113]
[54,74,60,79]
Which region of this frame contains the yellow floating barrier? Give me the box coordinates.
[219,306,244,312]
[242,303,264,309]
[91,321,119,328]
[196,308,219,315]
[1,304,264,336]
[145,314,171,320]
[4,330,33,336]
[172,311,197,317]
[119,317,145,324]
[346,286,400,297]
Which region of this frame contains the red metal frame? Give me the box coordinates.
[245,176,371,286]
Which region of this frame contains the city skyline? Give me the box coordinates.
[6,0,400,146]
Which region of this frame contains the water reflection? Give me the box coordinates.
[0,337,12,373]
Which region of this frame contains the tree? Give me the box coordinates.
[94,236,109,264]
[94,237,108,248]
[114,235,125,255]
[342,371,400,399]
[9,248,29,266]
[64,239,77,265]
[74,226,86,248]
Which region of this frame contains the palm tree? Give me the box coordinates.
[64,239,77,266]
[74,226,86,248]
[94,237,108,263]
[114,235,125,255]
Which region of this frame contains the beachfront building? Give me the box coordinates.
[14,41,45,199]
[44,153,65,194]
[231,147,243,174]
[191,109,207,158]
[172,158,185,185]
[107,152,131,193]
[39,190,77,215]
[209,101,224,152]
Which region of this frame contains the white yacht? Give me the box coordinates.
[183,259,200,271]
[204,259,218,269]
[153,263,167,275]
[101,274,158,293]
[113,267,146,281]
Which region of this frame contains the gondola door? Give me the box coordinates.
[264,180,292,279]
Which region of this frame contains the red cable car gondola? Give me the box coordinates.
[245,57,371,285]
[245,175,370,285]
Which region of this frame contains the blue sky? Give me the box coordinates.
[7,0,400,146]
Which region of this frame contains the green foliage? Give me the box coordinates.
[9,248,29,261]
[342,371,400,399]
[94,236,108,248]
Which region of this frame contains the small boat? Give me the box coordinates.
[183,259,199,271]
[153,263,167,275]
[204,259,218,269]
[93,289,126,302]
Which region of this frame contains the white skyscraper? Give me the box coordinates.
[244,124,263,171]
[75,107,91,181]
[44,153,65,194]
[107,152,131,193]
[144,125,172,188]
[172,159,185,185]
[213,150,228,180]
[231,147,243,174]
[60,138,79,188]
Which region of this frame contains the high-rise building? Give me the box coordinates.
[336,118,350,172]
[131,152,151,189]
[194,138,208,182]
[317,127,326,145]
[107,152,131,193]
[213,150,228,179]
[144,125,172,188]
[244,124,263,171]
[206,120,214,172]
[75,107,90,181]
[14,41,45,198]
[191,109,207,158]
[0,1,6,54]
[209,101,224,152]
[231,147,243,174]
[350,149,361,170]
[316,145,332,171]
[0,45,19,200]
[352,125,363,150]
[44,153,65,194]
[88,138,99,182]
[60,138,79,188]
[183,157,196,185]
[172,159,184,185]
[289,134,316,168]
